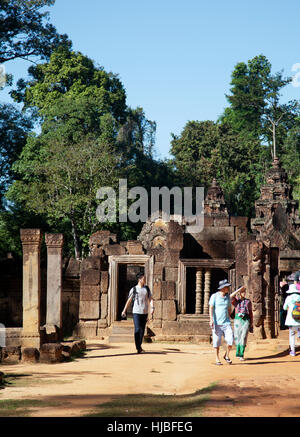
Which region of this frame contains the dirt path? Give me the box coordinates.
[0,332,300,417]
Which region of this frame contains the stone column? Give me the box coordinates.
[203,268,211,315]
[45,234,64,331]
[20,229,43,348]
[195,268,203,314]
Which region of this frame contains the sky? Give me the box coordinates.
[1,0,300,159]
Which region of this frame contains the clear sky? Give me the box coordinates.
[1,0,300,159]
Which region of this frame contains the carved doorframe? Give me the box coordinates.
[178,258,235,314]
[107,255,154,325]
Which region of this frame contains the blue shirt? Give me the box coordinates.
[209,292,231,325]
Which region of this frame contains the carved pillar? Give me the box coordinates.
[195,268,203,314]
[203,268,211,315]
[20,229,43,348]
[45,234,64,330]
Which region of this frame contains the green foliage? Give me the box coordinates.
[7,134,120,258]
[0,0,71,63]
[0,103,32,208]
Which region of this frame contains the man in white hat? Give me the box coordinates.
[283,283,300,356]
[209,279,242,365]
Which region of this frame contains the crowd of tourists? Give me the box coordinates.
[121,270,300,363]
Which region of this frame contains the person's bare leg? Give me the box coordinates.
[215,347,220,362]
[226,344,232,358]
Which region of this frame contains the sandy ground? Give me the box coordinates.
[0,331,300,417]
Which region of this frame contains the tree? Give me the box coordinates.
[170,120,264,217]
[7,133,120,259]
[11,46,127,127]
[0,0,70,64]
[0,103,32,208]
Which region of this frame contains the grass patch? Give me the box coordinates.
[1,373,71,388]
[84,383,217,417]
[0,399,64,417]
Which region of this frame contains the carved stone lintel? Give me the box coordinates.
[45,233,64,247]
[20,229,42,246]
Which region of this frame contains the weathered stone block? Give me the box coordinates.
[21,347,39,363]
[193,227,235,241]
[80,285,100,301]
[103,244,126,255]
[97,319,108,329]
[164,250,180,267]
[152,319,162,328]
[213,216,230,226]
[81,269,100,286]
[162,300,177,321]
[39,343,63,363]
[164,267,178,282]
[154,262,164,277]
[235,242,249,276]
[230,216,249,227]
[100,271,109,294]
[152,279,162,300]
[76,321,97,338]
[2,346,21,363]
[199,241,227,258]
[79,301,100,319]
[126,240,144,254]
[81,256,102,271]
[162,281,176,300]
[204,216,214,227]
[153,300,162,319]
[101,294,108,319]
[65,258,81,278]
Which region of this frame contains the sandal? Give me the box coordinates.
[215,361,222,365]
[223,354,232,364]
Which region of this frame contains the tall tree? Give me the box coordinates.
[0,0,70,63]
[0,103,32,208]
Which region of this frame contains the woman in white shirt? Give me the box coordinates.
[283,283,300,357]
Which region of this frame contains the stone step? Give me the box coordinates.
[111,325,133,335]
[108,334,134,343]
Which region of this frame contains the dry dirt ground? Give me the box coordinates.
[0,330,300,417]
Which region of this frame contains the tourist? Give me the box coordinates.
[231,286,253,361]
[121,272,154,354]
[209,279,241,365]
[283,283,300,357]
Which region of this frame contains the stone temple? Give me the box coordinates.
[1,158,299,359]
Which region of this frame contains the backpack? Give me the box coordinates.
[291,300,300,322]
[132,285,151,303]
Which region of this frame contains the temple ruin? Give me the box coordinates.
[1,158,299,359]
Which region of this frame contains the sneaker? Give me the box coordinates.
[290,351,296,357]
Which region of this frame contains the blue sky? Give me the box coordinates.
[1,0,300,159]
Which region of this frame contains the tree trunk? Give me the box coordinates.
[70,213,80,260]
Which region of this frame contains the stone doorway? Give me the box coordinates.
[117,264,144,320]
[108,255,154,326]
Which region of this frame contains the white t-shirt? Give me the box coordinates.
[283,293,300,326]
[129,286,152,314]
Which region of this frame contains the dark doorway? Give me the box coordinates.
[117,264,144,320]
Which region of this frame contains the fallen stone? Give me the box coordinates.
[2,346,21,363]
[39,343,64,363]
[21,348,39,363]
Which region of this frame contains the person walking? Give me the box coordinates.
[209,279,240,365]
[231,286,253,361]
[283,283,300,357]
[121,272,154,354]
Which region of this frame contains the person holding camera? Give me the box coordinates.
[231,286,253,361]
